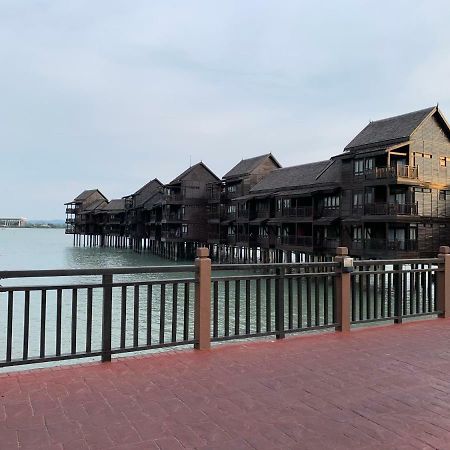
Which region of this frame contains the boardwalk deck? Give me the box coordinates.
[1,318,450,449]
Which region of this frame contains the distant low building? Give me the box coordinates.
[0,218,27,227]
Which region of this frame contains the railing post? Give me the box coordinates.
[275,266,285,339]
[194,247,211,350]
[334,247,351,332]
[437,246,450,318]
[102,274,113,362]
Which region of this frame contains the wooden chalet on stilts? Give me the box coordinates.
[65,105,450,261]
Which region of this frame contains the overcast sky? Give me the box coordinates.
[1,0,450,219]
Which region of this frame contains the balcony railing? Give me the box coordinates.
[163,213,183,222]
[275,206,313,218]
[254,209,271,219]
[364,202,418,216]
[352,239,418,252]
[277,236,313,247]
[316,238,340,249]
[365,165,418,180]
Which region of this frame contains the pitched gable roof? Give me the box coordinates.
[80,199,108,213]
[73,189,107,202]
[102,199,126,212]
[168,162,219,185]
[131,179,163,208]
[250,160,333,193]
[345,107,436,151]
[223,154,281,179]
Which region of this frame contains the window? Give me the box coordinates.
[181,207,185,217]
[227,226,235,236]
[353,192,364,207]
[283,199,291,209]
[227,205,236,214]
[276,199,282,211]
[258,226,268,237]
[182,224,188,235]
[354,159,364,175]
[324,195,340,208]
[227,185,236,193]
[364,158,374,171]
[365,189,373,204]
[440,156,450,167]
[353,226,362,241]
[440,190,450,200]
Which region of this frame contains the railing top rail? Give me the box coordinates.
[0,265,196,279]
[355,258,440,266]
[211,262,337,270]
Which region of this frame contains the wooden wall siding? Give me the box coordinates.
[411,114,450,185]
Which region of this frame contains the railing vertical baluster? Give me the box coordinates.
[266,279,271,332]
[365,266,371,321]
[381,268,386,318]
[160,284,166,344]
[86,288,92,353]
[314,276,320,326]
[409,266,414,315]
[387,272,392,317]
[213,281,218,338]
[297,277,303,329]
[275,267,285,339]
[288,277,293,330]
[256,279,261,333]
[245,280,250,335]
[427,264,433,312]
[147,284,153,345]
[183,283,190,341]
[421,268,427,313]
[351,269,356,322]
[120,286,127,348]
[374,269,379,319]
[403,267,408,317]
[394,264,403,323]
[306,275,312,327]
[359,269,364,320]
[101,274,113,362]
[415,268,420,314]
[324,275,329,325]
[6,291,13,362]
[71,289,77,355]
[235,280,240,336]
[224,281,230,336]
[40,290,47,358]
[23,290,30,360]
[134,285,140,347]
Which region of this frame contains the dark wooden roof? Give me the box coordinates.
[73,189,107,202]
[80,199,108,213]
[223,154,281,179]
[132,179,163,208]
[345,107,435,151]
[168,162,220,185]
[102,199,126,212]
[250,160,339,193]
[143,191,164,209]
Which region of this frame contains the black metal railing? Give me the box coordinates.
[0,255,446,369]
[364,202,418,215]
[275,206,313,218]
[350,259,440,324]
[210,262,337,342]
[0,266,197,368]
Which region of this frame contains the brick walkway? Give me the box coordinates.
[2,320,450,449]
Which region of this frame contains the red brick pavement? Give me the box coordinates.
[2,319,450,449]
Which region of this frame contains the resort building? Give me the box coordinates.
[65,105,450,260]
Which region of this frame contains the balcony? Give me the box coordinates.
[236,234,249,244]
[65,207,77,214]
[365,165,418,180]
[364,202,418,216]
[315,238,340,250]
[275,206,313,219]
[352,239,418,252]
[277,236,313,248]
[254,209,271,219]
[162,213,183,222]
[165,193,184,203]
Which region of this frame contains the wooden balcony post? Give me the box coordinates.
[194,247,211,350]
[334,247,351,332]
[437,246,450,318]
